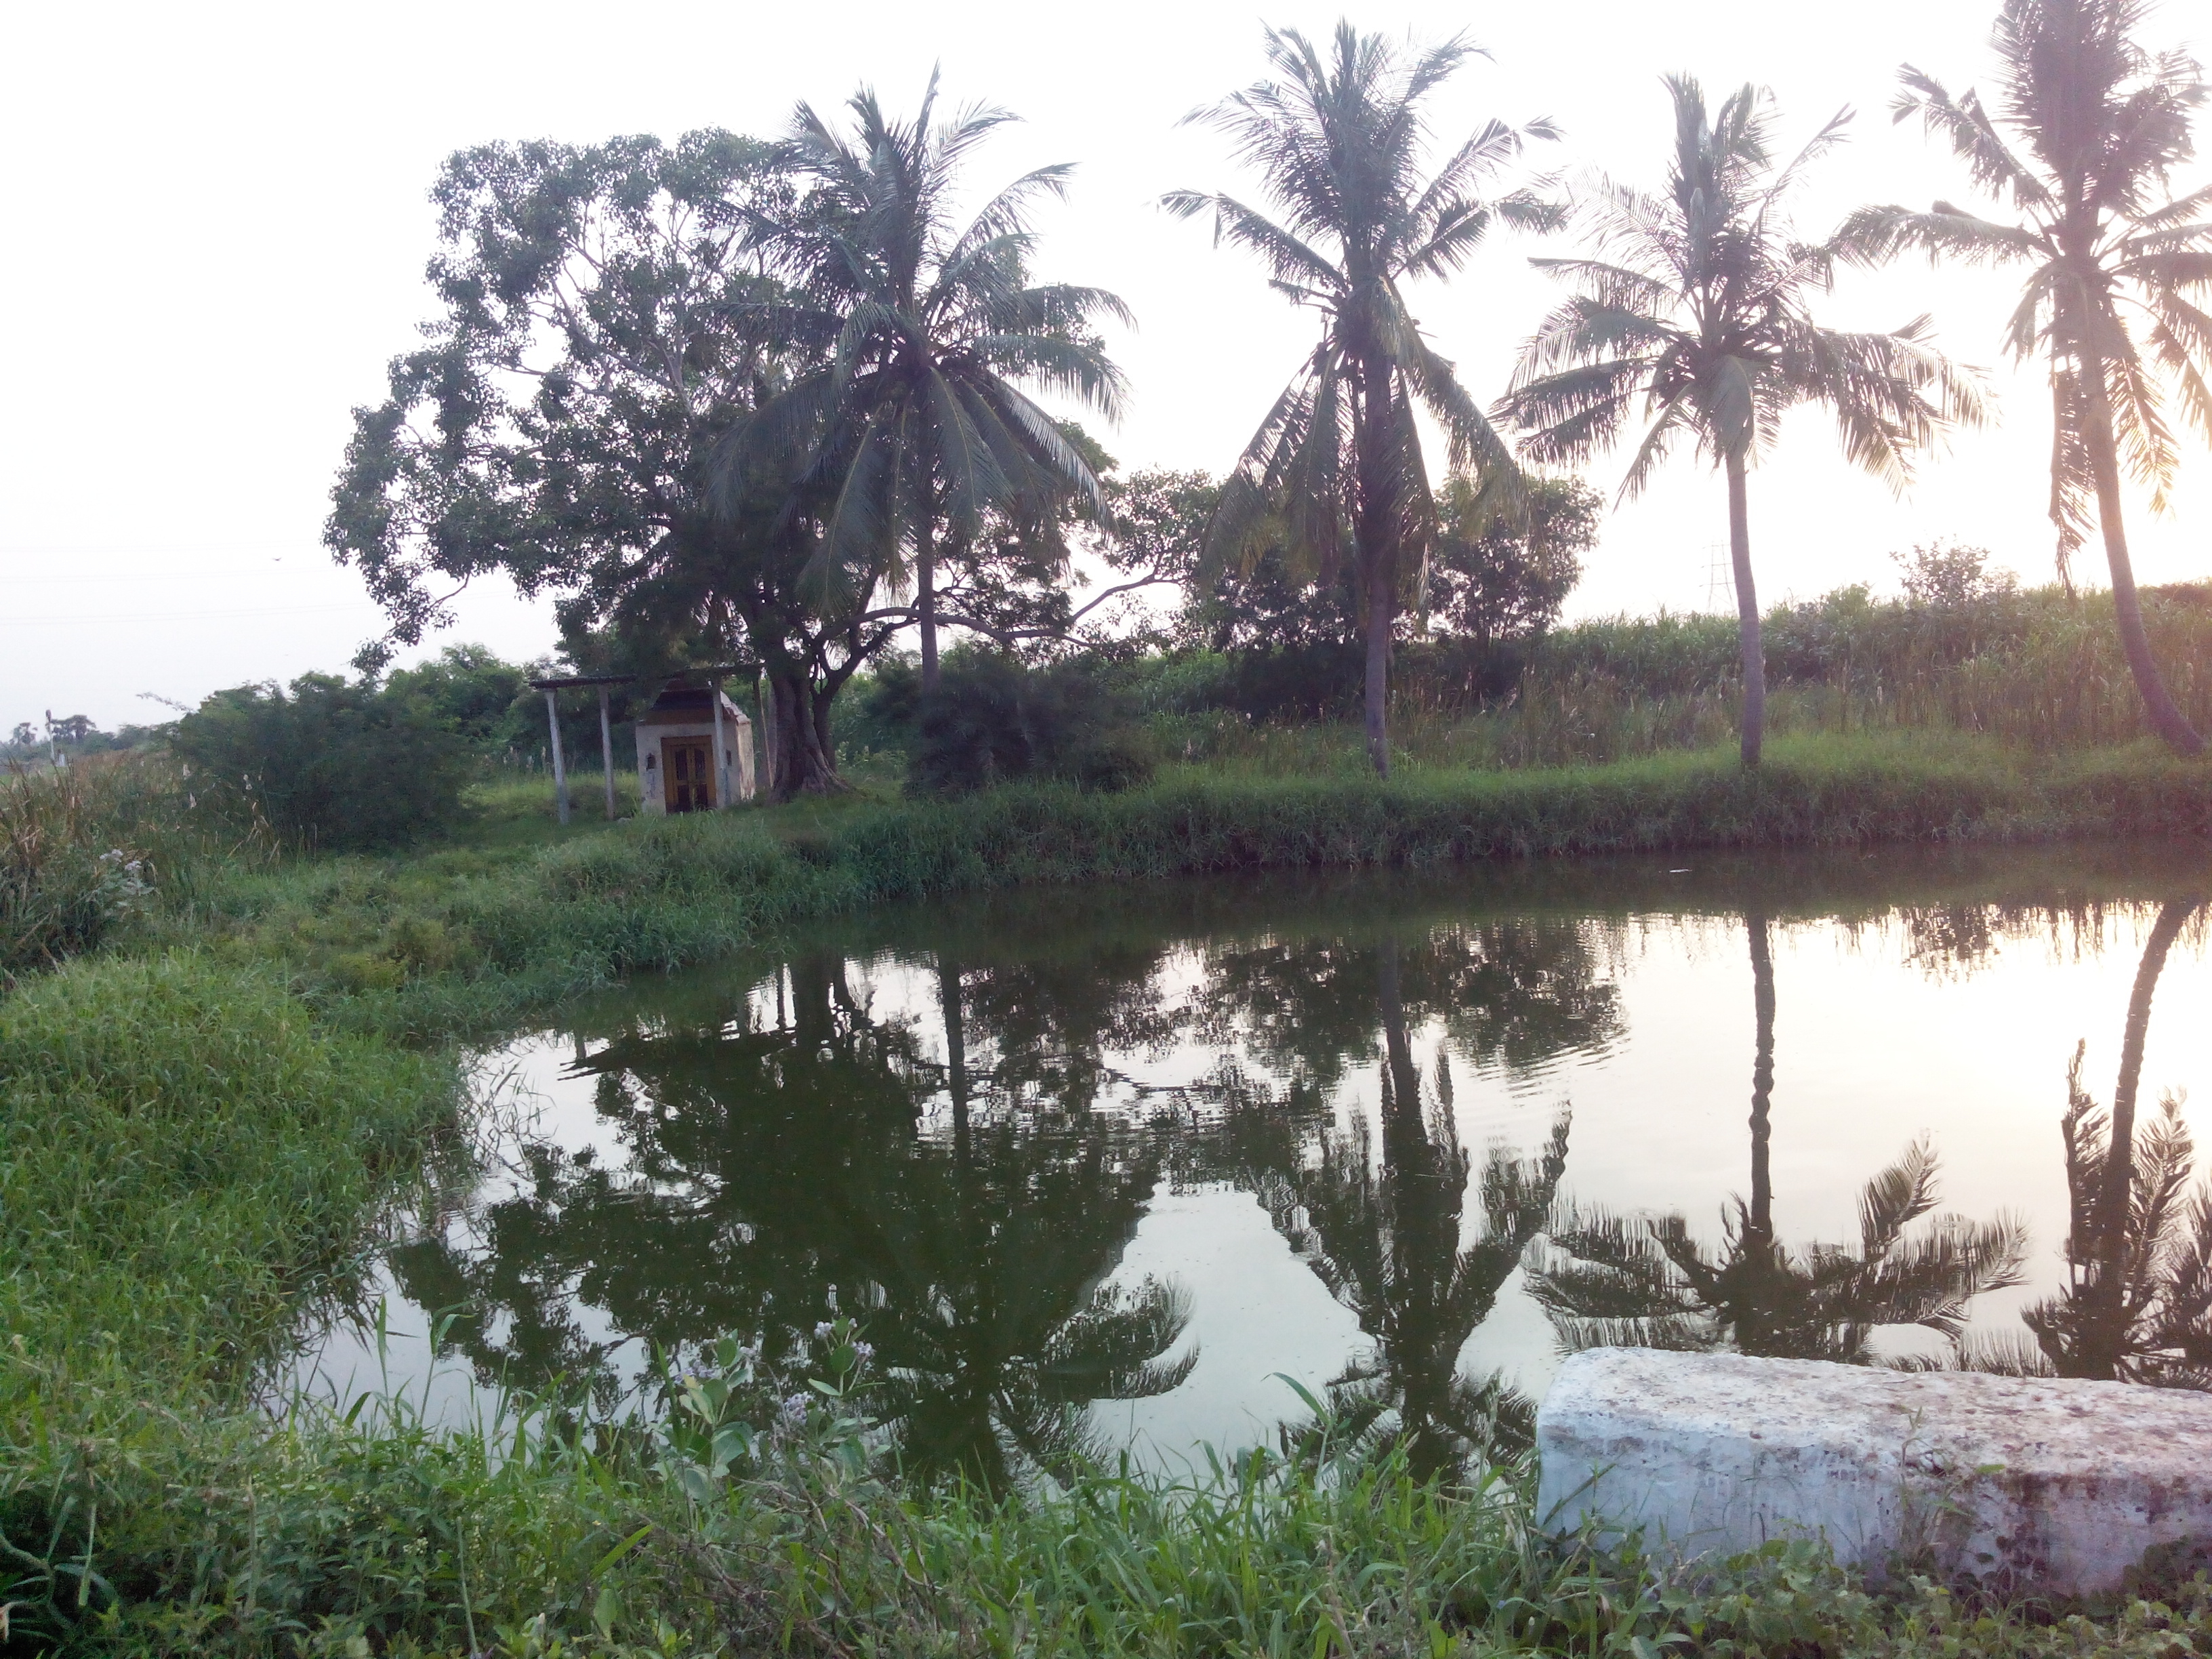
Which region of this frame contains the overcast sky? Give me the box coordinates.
[4,0,2207,731]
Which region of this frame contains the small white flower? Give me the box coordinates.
[813,1321,835,1340]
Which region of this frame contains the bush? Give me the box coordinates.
[172,672,476,851]
[840,655,924,760]
[1,762,163,981]
[908,653,1154,796]
[382,642,537,751]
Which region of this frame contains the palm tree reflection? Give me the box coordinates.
[1994,899,2212,1387]
[1530,908,2028,1364]
[1254,936,1572,1478]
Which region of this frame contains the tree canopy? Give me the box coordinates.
[1167,23,1561,777]
[1843,0,2212,753]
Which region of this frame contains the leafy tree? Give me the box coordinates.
[325,132,891,798]
[382,643,536,752]
[714,77,1128,695]
[327,132,784,661]
[1167,24,1558,777]
[171,674,474,851]
[1426,473,1599,644]
[1502,77,1984,766]
[1890,540,2020,607]
[1842,0,2212,754]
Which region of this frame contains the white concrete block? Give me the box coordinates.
[1536,1347,2212,1593]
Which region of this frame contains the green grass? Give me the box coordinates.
[18,1331,2212,1657]
[0,954,459,1418]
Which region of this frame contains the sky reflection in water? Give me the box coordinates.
[298,845,2212,1479]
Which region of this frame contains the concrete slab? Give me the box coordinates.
[1536,1347,2212,1593]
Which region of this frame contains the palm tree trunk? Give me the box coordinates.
[939,954,969,1149]
[918,512,941,695]
[1747,906,1776,1244]
[2080,359,2204,755]
[1725,450,1765,768]
[1364,558,1394,780]
[1353,344,1399,781]
[2083,898,2202,1373]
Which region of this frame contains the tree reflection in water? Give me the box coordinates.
[1986,898,2212,1387]
[386,950,1193,1485]
[1193,925,1606,1478]
[1529,907,2030,1364]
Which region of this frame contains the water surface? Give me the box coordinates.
[301,844,2212,1476]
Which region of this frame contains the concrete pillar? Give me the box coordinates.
[710,681,730,810]
[543,689,570,825]
[597,685,617,820]
[1538,1347,2212,1594]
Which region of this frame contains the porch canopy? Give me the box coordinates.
[528,665,754,824]
[526,674,635,824]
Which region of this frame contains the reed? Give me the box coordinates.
[1418,581,2212,764]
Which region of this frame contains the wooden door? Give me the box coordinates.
[665,737,714,812]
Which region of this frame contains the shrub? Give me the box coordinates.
[0,758,176,981]
[382,641,537,750]
[172,672,476,851]
[840,655,924,760]
[908,653,1154,796]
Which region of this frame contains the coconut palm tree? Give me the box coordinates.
[1500,77,1986,767]
[1165,24,1558,778]
[716,74,1129,693]
[1841,0,2212,755]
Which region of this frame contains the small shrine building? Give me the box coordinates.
[635,678,756,813]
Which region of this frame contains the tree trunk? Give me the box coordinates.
[2081,897,2201,1374]
[1364,558,1394,780]
[1746,906,1776,1244]
[918,513,940,695]
[2079,358,2204,754]
[1725,451,1765,768]
[939,954,970,1151]
[1351,342,1401,782]
[762,666,847,801]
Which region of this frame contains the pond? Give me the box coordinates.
[298,842,2212,1480]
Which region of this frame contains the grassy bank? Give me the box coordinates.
[7,735,2212,1654]
[0,954,459,1414]
[166,731,2212,1041]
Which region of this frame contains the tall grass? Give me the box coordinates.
[158,732,2203,1042]
[1422,582,2212,766]
[0,758,178,981]
[1155,581,2212,772]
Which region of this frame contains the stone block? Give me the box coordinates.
[1536,1347,2212,1593]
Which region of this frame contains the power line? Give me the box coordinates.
[0,603,367,625]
